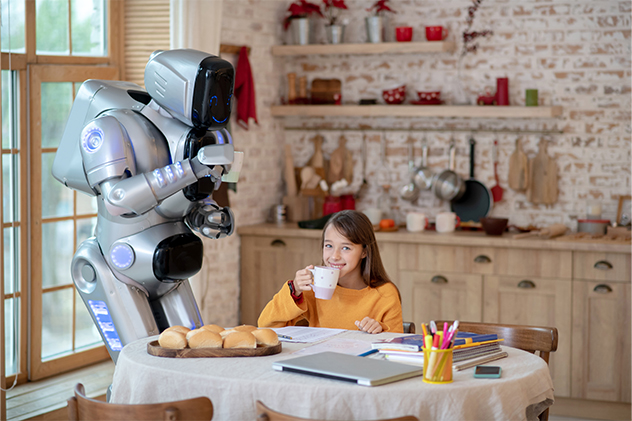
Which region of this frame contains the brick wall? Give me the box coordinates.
[207,0,630,325]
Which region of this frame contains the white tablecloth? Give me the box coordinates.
[110,331,554,421]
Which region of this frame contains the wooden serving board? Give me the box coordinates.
[147,341,282,358]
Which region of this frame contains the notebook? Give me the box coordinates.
[272,351,423,386]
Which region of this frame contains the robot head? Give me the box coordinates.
[144,49,234,129]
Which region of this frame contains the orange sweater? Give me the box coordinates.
[257,281,403,333]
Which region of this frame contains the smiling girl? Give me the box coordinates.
[257,210,403,334]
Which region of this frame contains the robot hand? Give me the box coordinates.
[186,199,235,239]
[190,143,234,182]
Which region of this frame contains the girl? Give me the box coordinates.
[258,210,403,334]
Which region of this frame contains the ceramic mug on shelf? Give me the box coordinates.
[395,26,413,42]
[406,212,429,232]
[309,266,340,300]
[425,26,448,41]
[363,208,383,226]
[436,212,460,233]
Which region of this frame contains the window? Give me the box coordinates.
[1,0,122,383]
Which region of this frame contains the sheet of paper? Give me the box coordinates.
[270,327,346,343]
[291,337,375,357]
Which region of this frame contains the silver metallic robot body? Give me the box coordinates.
[52,49,239,362]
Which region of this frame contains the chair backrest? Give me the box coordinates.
[402,321,416,334]
[256,400,419,421]
[68,383,213,421]
[437,321,558,364]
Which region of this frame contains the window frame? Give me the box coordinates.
[1,0,123,384]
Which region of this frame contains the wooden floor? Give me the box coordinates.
[6,361,114,421]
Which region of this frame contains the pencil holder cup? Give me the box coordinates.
[422,348,453,384]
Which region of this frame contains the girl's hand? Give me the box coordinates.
[355,317,383,334]
[292,265,314,296]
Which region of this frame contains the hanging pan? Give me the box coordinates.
[433,138,466,201]
[451,136,492,223]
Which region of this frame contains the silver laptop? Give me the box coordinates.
[272,351,423,386]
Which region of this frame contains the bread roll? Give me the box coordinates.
[252,328,279,347]
[188,330,223,349]
[186,328,204,341]
[158,330,187,349]
[220,328,235,339]
[201,324,225,334]
[223,331,256,349]
[233,324,257,333]
[164,325,191,335]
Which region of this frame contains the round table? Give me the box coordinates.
[110,330,554,421]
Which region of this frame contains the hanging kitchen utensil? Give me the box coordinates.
[508,137,529,191]
[433,138,466,201]
[491,139,504,202]
[413,135,433,190]
[527,139,558,205]
[451,136,492,223]
[356,133,368,197]
[400,140,420,201]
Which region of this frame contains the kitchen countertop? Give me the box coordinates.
[237,223,631,253]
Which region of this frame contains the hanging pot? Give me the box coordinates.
[291,18,311,45]
[326,24,346,44]
[365,16,383,43]
[413,136,433,190]
[433,139,466,201]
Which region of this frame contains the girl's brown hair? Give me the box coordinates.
[321,210,394,290]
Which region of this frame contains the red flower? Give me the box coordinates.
[283,0,324,30]
[323,0,348,25]
[366,0,396,16]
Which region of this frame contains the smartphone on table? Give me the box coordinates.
[473,365,502,378]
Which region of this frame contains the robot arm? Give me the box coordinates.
[81,117,234,216]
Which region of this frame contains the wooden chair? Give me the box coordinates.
[403,321,416,334]
[67,383,213,421]
[256,400,419,421]
[437,321,558,421]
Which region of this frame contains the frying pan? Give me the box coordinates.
[433,139,466,201]
[451,137,492,223]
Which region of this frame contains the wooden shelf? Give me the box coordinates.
[271,105,564,119]
[271,41,456,56]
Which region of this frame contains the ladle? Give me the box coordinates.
[413,136,433,190]
[399,141,419,201]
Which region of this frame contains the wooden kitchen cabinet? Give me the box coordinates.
[571,280,631,403]
[399,270,483,325]
[240,235,321,325]
[483,275,572,397]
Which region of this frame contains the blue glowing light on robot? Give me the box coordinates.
[152,169,166,187]
[174,162,184,177]
[110,243,135,270]
[165,166,175,182]
[212,116,228,124]
[81,127,104,153]
[216,131,225,144]
[88,300,123,351]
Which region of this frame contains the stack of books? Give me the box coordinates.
[372,332,507,371]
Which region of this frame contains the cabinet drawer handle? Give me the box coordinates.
[474,255,491,263]
[593,284,613,294]
[431,275,448,284]
[517,280,536,289]
[593,260,613,270]
[270,239,286,247]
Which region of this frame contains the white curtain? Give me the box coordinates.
[170,0,224,54]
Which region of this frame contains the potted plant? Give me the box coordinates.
[322,0,348,44]
[283,0,324,45]
[365,0,395,43]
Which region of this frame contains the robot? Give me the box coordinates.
[52,49,243,362]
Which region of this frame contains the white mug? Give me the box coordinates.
[363,208,382,226]
[436,212,460,233]
[308,266,340,300]
[406,212,429,232]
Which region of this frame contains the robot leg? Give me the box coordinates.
[150,280,203,332]
[72,238,159,362]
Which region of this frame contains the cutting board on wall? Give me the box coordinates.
[508,138,529,191]
[527,139,558,205]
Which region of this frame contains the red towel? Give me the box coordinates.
[234,46,258,130]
